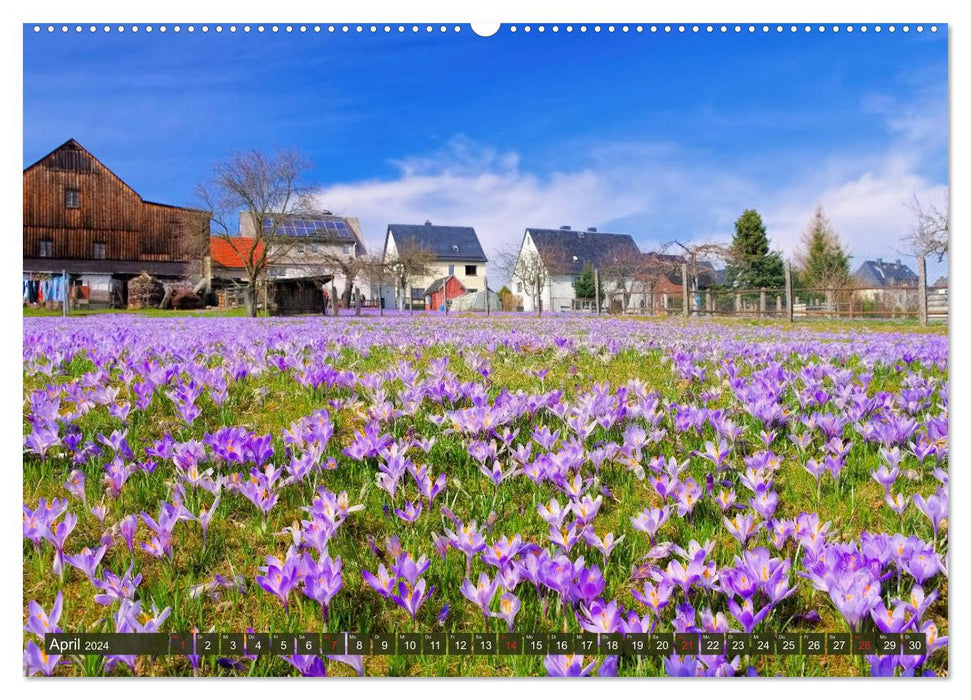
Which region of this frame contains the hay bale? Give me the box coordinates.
[127,272,165,309]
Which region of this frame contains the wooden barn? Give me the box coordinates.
[23,139,210,307]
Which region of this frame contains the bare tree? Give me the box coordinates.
[493,238,574,315]
[904,191,949,262]
[316,250,369,309]
[599,251,653,313]
[384,235,437,311]
[196,148,317,316]
[361,253,393,315]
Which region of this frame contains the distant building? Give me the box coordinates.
[239,212,366,287]
[23,139,210,307]
[381,221,488,309]
[512,226,641,312]
[853,258,920,311]
[853,258,919,288]
[209,236,266,284]
[425,274,467,311]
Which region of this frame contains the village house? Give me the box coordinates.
[381,221,488,310]
[852,257,919,310]
[239,212,367,290]
[512,226,642,313]
[23,139,210,307]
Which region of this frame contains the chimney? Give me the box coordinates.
[424,219,432,226]
[587,227,598,233]
[876,257,883,265]
[896,259,901,266]
[559,225,571,230]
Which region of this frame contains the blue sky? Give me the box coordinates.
[23,25,949,280]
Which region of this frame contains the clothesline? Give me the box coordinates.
[23,272,69,304]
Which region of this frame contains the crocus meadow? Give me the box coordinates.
[22,314,948,677]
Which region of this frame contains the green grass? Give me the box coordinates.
[22,315,948,677]
[23,306,249,318]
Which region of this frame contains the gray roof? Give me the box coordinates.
[385,222,488,263]
[853,259,919,288]
[526,227,641,275]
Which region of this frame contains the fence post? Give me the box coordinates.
[784,262,794,323]
[62,270,68,317]
[917,254,928,326]
[594,268,601,315]
[759,288,766,318]
[735,292,741,315]
[484,274,490,316]
[706,290,712,314]
[681,263,689,317]
[776,294,782,314]
[662,292,668,313]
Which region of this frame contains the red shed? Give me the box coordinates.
[425,274,466,311]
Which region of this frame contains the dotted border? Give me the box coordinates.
[30,24,940,35]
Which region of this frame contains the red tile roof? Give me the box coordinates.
[210,236,265,270]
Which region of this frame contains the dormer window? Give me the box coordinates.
[451,245,460,252]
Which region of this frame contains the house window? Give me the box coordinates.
[342,244,352,255]
[310,244,319,254]
[92,242,106,260]
[516,282,522,293]
[295,244,305,255]
[465,265,477,276]
[467,288,478,294]
[38,240,53,258]
[411,287,425,300]
[65,189,80,209]
[448,264,455,275]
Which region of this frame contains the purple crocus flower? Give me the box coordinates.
[913,491,947,538]
[632,580,675,614]
[631,506,671,543]
[63,470,86,507]
[282,654,327,677]
[362,563,396,598]
[489,591,521,632]
[393,500,423,524]
[578,598,622,633]
[196,495,221,547]
[302,553,343,623]
[726,597,772,633]
[389,578,435,619]
[42,512,77,577]
[885,492,909,516]
[24,591,63,637]
[460,572,499,624]
[23,641,63,676]
[583,528,625,565]
[64,545,107,582]
[255,550,301,613]
[724,512,762,547]
[544,654,597,677]
[93,563,143,605]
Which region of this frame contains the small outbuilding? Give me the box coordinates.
[265,275,331,316]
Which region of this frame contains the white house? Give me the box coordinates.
[512,226,642,313]
[381,221,488,310]
[239,212,368,298]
